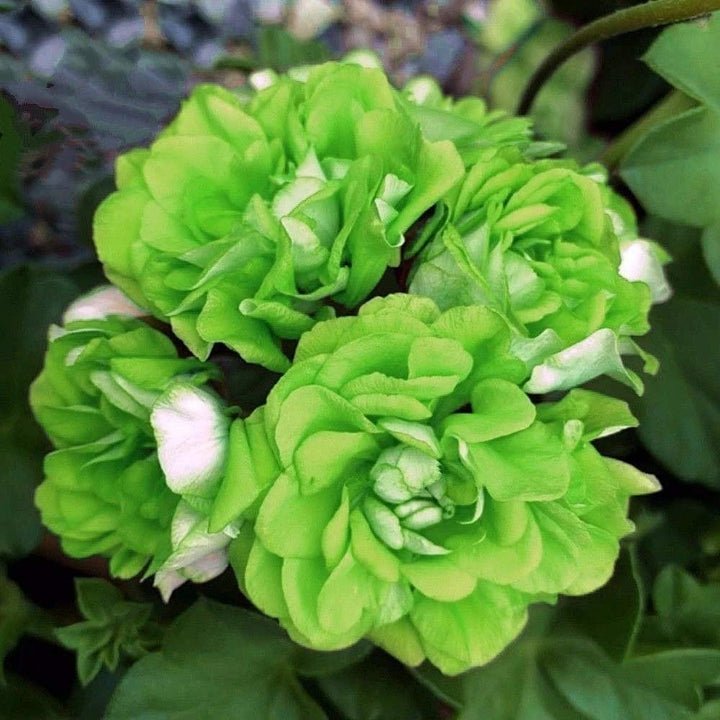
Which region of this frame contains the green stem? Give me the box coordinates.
[599,90,696,170]
[517,0,720,115]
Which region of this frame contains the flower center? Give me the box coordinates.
[363,445,455,556]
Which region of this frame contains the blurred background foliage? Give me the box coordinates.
[3,1,720,718]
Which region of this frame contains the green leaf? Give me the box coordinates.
[648,566,720,647]
[623,649,720,710]
[0,265,79,444]
[0,265,80,558]
[0,676,68,719]
[292,641,373,677]
[106,599,327,720]
[315,652,442,720]
[415,603,717,720]
[57,579,160,686]
[0,566,32,682]
[558,545,644,661]
[644,12,720,114]
[0,445,43,558]
[634,297,720,487]
[621,107,720,229]
[702,220,720,286]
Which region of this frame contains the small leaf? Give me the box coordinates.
[57,579,159,687]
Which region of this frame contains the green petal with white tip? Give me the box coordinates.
[151,383,230,496]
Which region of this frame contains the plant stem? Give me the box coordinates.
[518,0,720,115]
[599,90,697,170]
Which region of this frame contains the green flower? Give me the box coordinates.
[30,290,218,578]
[400,75,538,167]
[225,295,658,674]
[94,61,464,372]
[409,150,667,393]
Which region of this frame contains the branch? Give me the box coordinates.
[518,0,720,115]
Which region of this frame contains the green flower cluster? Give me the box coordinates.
[409,148,669,393]
[223,296,657,674]
[30,288,219,578]
[94,61,464,371]
[31,60,668,676]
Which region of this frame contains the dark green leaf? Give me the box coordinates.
[293,641,373,678]
[0,676,68,719]
[650,566,720,647]
[623,649,720,709]
[557,545,644,661]
[0,566,31,682]
[415,603,716,720]
[644,13,720,113]
[106,599,326,720]
[636,500,720,580]
[0,445,43,558]
[316,652,441,720]
[0,265,79,424]
[0,265,80,558]
[621,107,720,229]
[634,297,720,487]
[702,221,720,286]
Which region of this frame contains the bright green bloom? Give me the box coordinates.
[401,75,539,167]
[30,291,218,578]
[94,61,464,372]
[226,295,658,674]
[409,149,667,393]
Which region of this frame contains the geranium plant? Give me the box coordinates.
[5,2,720,718]
[31,55,665,674]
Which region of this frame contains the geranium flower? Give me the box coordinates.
[409,150,669,393]
[94,62,464,371]
[220,295,658,674]
[30,290,218,578]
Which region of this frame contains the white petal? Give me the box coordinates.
[151,383,229,495]
[63,286,145,323]
[154,568,186,603]
[249,68,278,91]
[619,239,672,304]
[182,550,229,583]
[523,329,643,394]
